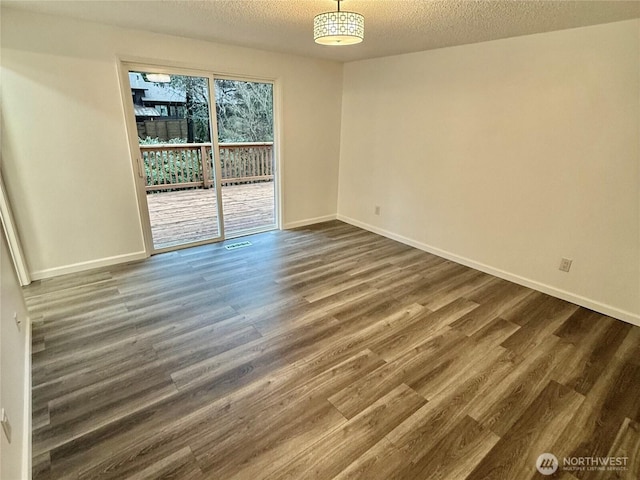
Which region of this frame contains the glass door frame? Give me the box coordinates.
[212,74,278,240]
[119,60,281,255]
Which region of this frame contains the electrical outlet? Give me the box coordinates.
[1,408,11,443]
[559,258,572,273]
[374,205,381,216]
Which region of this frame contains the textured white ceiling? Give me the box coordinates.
[4,0,640,62]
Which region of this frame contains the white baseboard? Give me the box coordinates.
[337,214,640,327]
[30,251,148,280]
[284,214,337,230]
[22,316,31,480]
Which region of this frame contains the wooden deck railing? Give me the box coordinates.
[140,142,274,192]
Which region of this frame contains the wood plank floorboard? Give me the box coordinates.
[25,221,640,480]
[146,182,275,249]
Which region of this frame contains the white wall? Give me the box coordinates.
[0,8,343,278]
[338,20,640,324]
[0,226,30,480]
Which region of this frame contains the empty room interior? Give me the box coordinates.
[1,1,640,479]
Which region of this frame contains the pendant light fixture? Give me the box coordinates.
[314,0,364,46]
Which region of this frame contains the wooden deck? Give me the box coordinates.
[146,182,275,249]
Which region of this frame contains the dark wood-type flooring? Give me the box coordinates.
[25,221,640,479]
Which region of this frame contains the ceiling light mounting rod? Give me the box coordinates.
[314,0,364,46]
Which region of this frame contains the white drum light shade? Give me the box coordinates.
[314,9,364,45]
[145,73,171,83]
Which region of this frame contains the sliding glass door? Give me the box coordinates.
[122,65,278,252]
[126,68,223,251]
[214,79,276,237]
